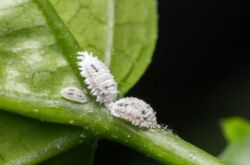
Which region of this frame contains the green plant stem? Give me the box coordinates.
[100,123,224,165]
[0,93,224,165]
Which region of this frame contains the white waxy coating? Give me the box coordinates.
[60,87,88,103]
[108,97,159,129]
[77,51,118,105]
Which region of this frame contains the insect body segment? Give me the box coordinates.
[60,87,88,103]
[108,97,159,129]
[77,51,118,105]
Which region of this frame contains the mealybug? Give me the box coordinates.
[108,97,159,129]
[60,87,88,103]
[77,51,118,105]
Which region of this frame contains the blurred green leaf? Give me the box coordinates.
[220,117,250,165]
[40,142,96,165]
[221,117,250,143]
[0,110,94,165]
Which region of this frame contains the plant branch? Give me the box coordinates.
[0,93,224,165]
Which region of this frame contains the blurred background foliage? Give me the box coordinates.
[95,0,242,164]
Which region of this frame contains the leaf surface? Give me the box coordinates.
[49,0,158,93]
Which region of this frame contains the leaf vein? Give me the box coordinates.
[104,0,115,67]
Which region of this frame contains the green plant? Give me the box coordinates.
[0,0,245,165]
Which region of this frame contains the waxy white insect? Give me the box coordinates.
[108,97,159,129]
[77,51,118,105]
[60,87,88,103]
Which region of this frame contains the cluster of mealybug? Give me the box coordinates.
[108,97,159,129]
[60,87,88,103]
[61,51,159,129]
[77,51,118,105]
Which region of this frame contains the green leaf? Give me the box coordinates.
[0,0,157,164]
[221,117,250,143]
[49,0,158,94]
[220,117,250,165]
[40,142,96,165]
[0,110,94,165]
[0,0,157,110]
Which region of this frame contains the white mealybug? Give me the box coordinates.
[60,87,88,103]
[77,51,118,105]
[108,97,159,129]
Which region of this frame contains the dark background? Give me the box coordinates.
[95,0,242,164]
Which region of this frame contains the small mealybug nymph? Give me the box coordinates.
[77,51,118,105]
[60,87,88,103]
[108,97,159,129]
